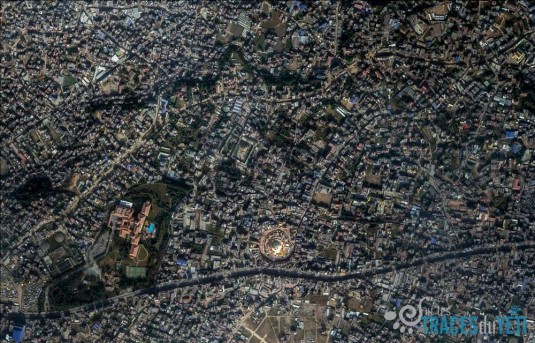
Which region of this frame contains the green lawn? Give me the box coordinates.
[63,75,77,87]
[126,266,147,278]
[319,247,337,261]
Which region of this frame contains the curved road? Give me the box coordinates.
[2,241,533,321]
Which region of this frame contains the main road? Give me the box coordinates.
[2,241,533,321]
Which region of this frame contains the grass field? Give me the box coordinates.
[136,244,149,263]
[0,160,9,176]
[318,247,337,261]
[125,266,147,278]
[207,226,224,246]
[63,75,77,87]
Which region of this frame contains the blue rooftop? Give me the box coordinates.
[12,326,24,343]
[505,131,516,139]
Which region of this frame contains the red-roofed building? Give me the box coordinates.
[108,200,151,259]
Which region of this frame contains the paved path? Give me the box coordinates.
[2,241,533,320]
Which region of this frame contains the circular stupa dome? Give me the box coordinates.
[54,231,65,243]
[270,239,283,254]
[259,226,295,262]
